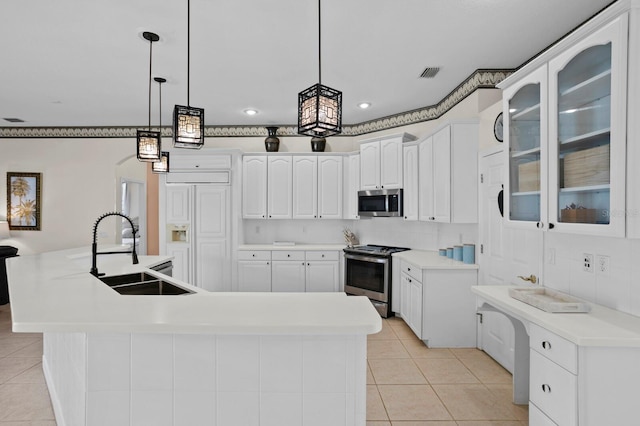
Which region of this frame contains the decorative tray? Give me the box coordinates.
[508,287,591,313]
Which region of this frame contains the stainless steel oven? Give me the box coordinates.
[343,245,408,317]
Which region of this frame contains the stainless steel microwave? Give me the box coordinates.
[358,188,403,217]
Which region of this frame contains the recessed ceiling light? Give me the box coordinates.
[358,102,371,109]
[244,109,258,116]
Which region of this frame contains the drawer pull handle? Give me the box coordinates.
[541,384,551,393]
[287,254,290,257]
[517,274,537,284]
[541,341,551,350]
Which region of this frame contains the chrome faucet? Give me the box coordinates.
[90,212,139,277]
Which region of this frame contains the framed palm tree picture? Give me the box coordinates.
[7,172,41,231]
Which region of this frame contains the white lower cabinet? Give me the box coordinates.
[237,251,272,292]
[238,249,340,293]
[529,403,558,426]
[398,259,477,347]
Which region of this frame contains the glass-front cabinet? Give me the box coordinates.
[504,65,547,228]
[504,14,627,237]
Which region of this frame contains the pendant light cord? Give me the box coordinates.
[318,0,321,85]
[158,80,162,131]
[187,0,190,107]
[148,38,153,129]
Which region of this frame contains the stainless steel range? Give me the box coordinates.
[343,245,409,317]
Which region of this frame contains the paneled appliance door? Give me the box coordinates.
[547,15,627,237]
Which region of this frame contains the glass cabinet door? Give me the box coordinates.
[548,15,627,237]
[504,65,547,228]
[555,43,612,225]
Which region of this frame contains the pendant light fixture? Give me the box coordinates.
[297,0,342,137]
[173,0,205,149]
[137,31,162,162]
[152,77,170,173]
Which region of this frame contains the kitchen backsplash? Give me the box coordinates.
[545,232,640,317]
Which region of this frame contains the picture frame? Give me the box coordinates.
[7,172,41,231]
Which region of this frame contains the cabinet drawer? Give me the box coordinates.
[530,323,577,374]
[530,350,577,426]
[272,251,305,261]
[305,251,339,261]
[529,402,559,426]
[237,251,271,261]
[400,260,421,282]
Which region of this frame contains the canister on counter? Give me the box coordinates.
[446,247,453,258]
[439,248,447,256]
[453,245,463,261]
[463,244,475,264]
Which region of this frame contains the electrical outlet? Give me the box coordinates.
[597,255,610,274]
[583,253,594,273]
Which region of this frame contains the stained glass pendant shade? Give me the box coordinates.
[152,151,170,173]
[297,0,342,137]
[137,31,161,162]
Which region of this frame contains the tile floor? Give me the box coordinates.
[0,303,528,425]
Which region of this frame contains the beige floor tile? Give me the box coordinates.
[485,384,528,422]
[378,385,452,421]
[367,385,389,421]
[7,362,46,384]
[6,340,43,359]
[414,358,479,384]
[368,364,376,384]
[432,384,518,421]
[369,359,427,385]
[370,321,401,340]
[384,317,406,327]
[0,358,42,385]
[391,422,457,425]
[400,340,455,359]
[451,348,491,359]
[367,422,392,426]
[0,383,55,421]
[458,356,511,384]
[391,323,419,340]
[455,422,523,426]
[0,337,41,358]
[368,340,411,359]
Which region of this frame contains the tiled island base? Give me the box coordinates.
[43,332,366,426]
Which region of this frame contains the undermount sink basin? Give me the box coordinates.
[98,272,194,296]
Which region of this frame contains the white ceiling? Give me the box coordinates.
[0,0,614,129]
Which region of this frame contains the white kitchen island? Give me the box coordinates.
[7,247,381,426]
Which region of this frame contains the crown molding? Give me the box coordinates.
[0,69,513,139]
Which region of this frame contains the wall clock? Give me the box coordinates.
[494,112,504,142]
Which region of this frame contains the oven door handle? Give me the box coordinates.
[344,253,389,264]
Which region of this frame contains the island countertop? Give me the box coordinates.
[7,247,381,335]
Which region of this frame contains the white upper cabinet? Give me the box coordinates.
[359,134,412,190]
[419,122,479,223]
[502,14,628,237]
[267,156,293,219]
[317,156,343,219]
[402,144,419,221]
[292,156,318,219]
[242,156,268,219]
[343,153,360,219]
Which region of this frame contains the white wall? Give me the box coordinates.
[0,138,141,255]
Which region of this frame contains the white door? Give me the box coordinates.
[242,156,267,219]
[418,136,434,221]
[380,137,403,189]
[318,156,343,219]
[432,126,451,222]
[305,261,339,292]
[360,141,380,190]
[267,156,293,219]
[478,148,543,373]
[402,144,419,221]
[195,186,230,291]
[271,261,306,292]
[293,156,318,219]
[237,261,272,292]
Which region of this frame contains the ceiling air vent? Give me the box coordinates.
[419,67,440,79]
[3,118,25,123]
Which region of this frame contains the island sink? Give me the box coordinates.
[98,272,194,295]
